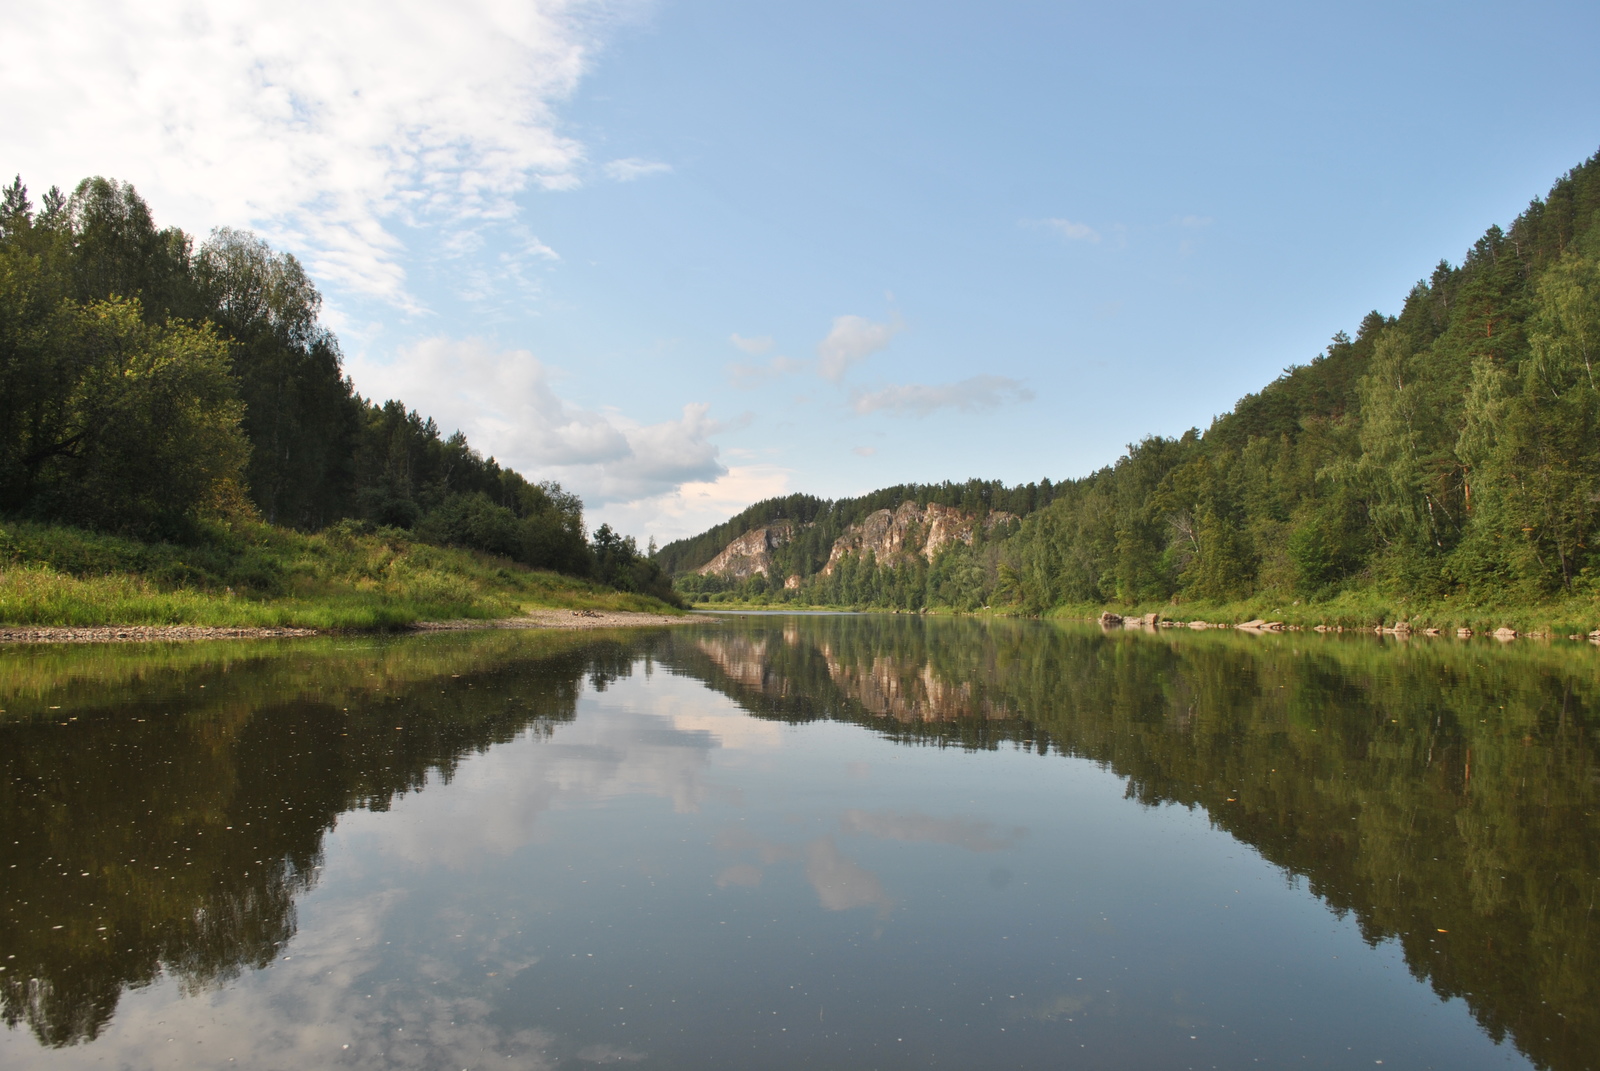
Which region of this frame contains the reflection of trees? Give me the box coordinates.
[664,618,1600,1071]
[0,630,644,1048]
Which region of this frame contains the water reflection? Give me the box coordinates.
[0,616,1595,1069]
[0,631,605,1048]
[681,616,1600,1070]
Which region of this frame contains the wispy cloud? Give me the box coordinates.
[817,313,904,381]
[3,0,623,308]
[730,333,775,356]
[604,157,674,182]
[1175,214,1214,228]
[1039,217,1101,243]
[852,446,877,457]
[851,375,1034,417]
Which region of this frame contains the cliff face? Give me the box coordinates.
[694,521,796,580]
[692,501,1016,583]
[821,501,1016,575]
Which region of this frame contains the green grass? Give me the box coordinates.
[1045,589,1600,637]
[0,518,680,629]
[683,586,1600,636]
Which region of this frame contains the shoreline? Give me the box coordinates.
[0,609,717,645]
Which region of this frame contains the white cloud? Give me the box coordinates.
[1040,217,1101,242]
[603,157,673,182]
[593,463,792,543]
[730,333,775,356]
[852,446,877,457]
[348,336,726,508]
[1176,214,1214,228]
[816,313,903,381]
[850,375,1034,417]
[2,0,624,307]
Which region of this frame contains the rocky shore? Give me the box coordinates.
[0,610,715,645]
[1095,611,1600,642]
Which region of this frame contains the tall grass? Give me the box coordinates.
[0,519,678,628]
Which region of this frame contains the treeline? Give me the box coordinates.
[673,150,1600,615]
[0,175,674,602]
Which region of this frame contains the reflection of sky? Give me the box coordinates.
[4,660,1532,1070]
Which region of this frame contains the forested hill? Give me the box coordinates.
[652,478,1064,577]
[0,175,673,602]
[667,150,1600,616]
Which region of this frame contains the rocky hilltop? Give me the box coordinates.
[694,520,799,581]
[693,501,1015,584]
[821,501,1015,575]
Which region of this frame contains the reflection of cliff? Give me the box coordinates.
[694,633,1012,725]
[665,617,1600,1071]
[0,631,640,1048]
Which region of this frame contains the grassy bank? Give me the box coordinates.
[685,589,1600,636]
[1046,590,1600,637]
[0,519,679,629]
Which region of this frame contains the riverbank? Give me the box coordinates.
[0,609,714,645]
[682,592,1600,640]
[0,519,683,632]
[1048,591,1600,640]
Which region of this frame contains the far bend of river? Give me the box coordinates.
[1,616,1597,1070]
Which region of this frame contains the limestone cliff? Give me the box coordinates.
[692,501,1015,583]
[693,520,797,580]
[821,501,1016,575]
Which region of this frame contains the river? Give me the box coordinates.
[1,614,1594,1069]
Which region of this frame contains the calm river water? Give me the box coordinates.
[1,615,1596,1069]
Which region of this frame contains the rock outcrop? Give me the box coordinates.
[694,521,797,581]
[692,501,1018,583]
[821,501,1016,575]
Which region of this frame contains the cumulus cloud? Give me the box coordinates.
[850,375,1034,417]
[594,463,792,543]
[2,0,622,306]
[1040,217,1101,242]
[348,336,726,506]
[816,313,903,381]
[730,333,775,356]
[603,157,673,182]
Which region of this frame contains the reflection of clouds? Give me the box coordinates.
[839,809,1025,852]
[0,890,559,1071]
[577,1042,648,1062]
[348,673,740,869]
[805,837,894,914]
[715,863,764,888]
[715,826,894,915]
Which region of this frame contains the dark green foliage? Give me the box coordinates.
[591,523,682,607]
[0,173,624,594]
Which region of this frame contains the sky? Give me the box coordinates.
[7,0,1600,543]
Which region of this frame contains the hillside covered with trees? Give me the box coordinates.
[0,175,675,607]
[668,151,1600,620]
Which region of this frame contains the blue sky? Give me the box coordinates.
[10,1,1600,541]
